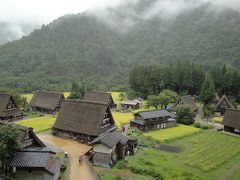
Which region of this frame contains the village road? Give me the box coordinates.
[38,134,99,180]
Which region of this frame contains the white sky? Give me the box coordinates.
[0,0,123,24]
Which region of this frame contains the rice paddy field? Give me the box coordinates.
[144,124,200,141]
[112,112,133,128]
[212,116,223,123]
[16,116,56,133]
[101,130,240,180]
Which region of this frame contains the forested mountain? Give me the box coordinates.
[0,0,240,92]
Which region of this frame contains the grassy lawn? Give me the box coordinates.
[116,130,240,180]
[212,116,223,123]
[112,112,133,128]
[15,116,56,133]
[144,124,200,141]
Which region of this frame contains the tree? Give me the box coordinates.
[69,80,92,99]
[145,95,161,110]
[13,94,28,110]
[159,90,178,109]
[200,74,216,106]
[0,125,21,171]
[176,105,195,125]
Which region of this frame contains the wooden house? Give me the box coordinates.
[130,110,177,132]
[9,149,61,180]
[121,100,141,109]
[83,92,117,108]
[0,93,22,121]
[176,95,198,112]
[222,109,240,134]
[0,121,45,149]
[90,132,137,168]
[213,95,235,115]
[30,91,65,114]
[52,100,116,143]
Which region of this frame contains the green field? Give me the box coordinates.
[144,125,200,141]
[16,116,56,133]
[110,131,240,180]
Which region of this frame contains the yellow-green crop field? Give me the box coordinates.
[110,92,122,104]
[16,116,56,133]
[112,112,133,128]
[212,116,223,123]
[144,124,200,141]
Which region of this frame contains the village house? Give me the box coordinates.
[175,95,198,112]
[30,91,65,114]
[0,121,45,149]
[213,95,235,115]
[0,93,22,121]
[90,132,137,168]
[130,110,177,132]
[8,149,61,180]
[83,92,117,108]
[121,100,141,109]
[52,100,116,143]
[222,109,240,134]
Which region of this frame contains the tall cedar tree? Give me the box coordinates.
[200,74,216,105]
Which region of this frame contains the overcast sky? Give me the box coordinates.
[0,0,124,24]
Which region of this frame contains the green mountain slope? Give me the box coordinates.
[0,1,239,92]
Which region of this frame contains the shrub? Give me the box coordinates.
[116,161,127,170]
[194,122,213,129]
[203,105,213,117]
[194,122,201,128]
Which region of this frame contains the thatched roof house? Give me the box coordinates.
[90,132,137,168]
[130,110,177,132]
[213,95,235,115]
[83,92,117,108]
[30,91,65,114]
[222,109,240,134]
[9,149,61,180]
[0,121,45,149]
[52,100,116,143]
[0,93,22,121]
[179,95,198,112]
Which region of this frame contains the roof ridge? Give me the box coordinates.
[63,99,108,106]
[87,91,111,95]
[36,90,63,95]
[135,109,168,114]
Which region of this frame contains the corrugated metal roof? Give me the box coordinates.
[135,110,176,119]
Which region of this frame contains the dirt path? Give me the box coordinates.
[38,134,99,180]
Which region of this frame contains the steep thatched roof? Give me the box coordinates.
[213,95,235,112]
[53,100,115,136]
[0,93,21,117]
[0,121,45,148]
[30,91,65,110]
[222,109,240,129]
[179,95,198,112]
[83,92,115,105]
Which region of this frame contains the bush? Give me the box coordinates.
[130,166,163,180]
[116,161,127,170]
[194,122,201,128]
[194,122,213,129]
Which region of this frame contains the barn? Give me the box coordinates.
[83,92,117,108]
[30,91,65,114]
[121,100,141,109]
[130,110,177,132]
[0,93,22,121]
[52,100,116,143]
